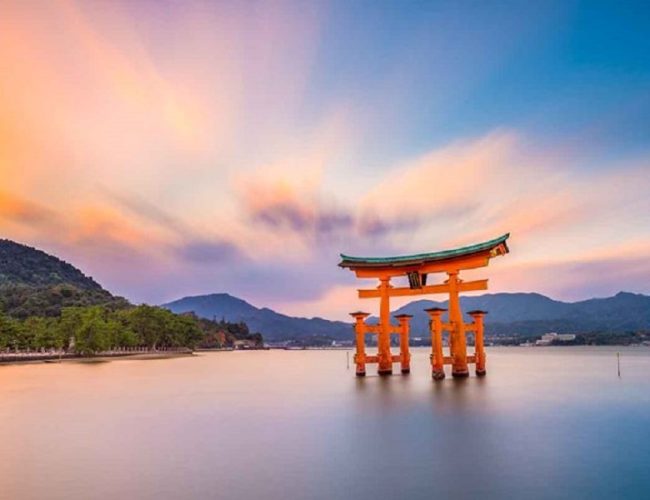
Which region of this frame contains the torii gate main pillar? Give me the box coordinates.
[447,271,469,377]
[377,277,393,375]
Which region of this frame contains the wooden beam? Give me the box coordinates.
[443,355,477,365]
[352,252,492,279]
[358,279,488,299]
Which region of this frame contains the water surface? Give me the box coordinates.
[2,347,649,499]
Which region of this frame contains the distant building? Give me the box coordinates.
[535,332,557,346]
[535,332,575,345]
[233,340,257,350]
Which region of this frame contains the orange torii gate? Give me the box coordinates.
[339,234,509,379]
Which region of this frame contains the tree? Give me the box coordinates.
[24,317,50,350]
[0,311,17,350]
[1,302,262,355]
[125,305,163,349]
[57,307,84,350]
[107,316,138,348]
[73,307,111,355]
[172,314,202,348]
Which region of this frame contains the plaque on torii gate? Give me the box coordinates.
[339,234,509,379]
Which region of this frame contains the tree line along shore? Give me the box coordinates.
[0,239,261,359]
[0,304,263,358]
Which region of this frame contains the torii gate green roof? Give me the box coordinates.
[339,233,509,268]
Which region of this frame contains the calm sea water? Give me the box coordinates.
[1,347,650,500]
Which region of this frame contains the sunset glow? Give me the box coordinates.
[1,0,648,319]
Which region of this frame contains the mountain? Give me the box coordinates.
[0,239,128,318]
[0,239,104,290]
[163,293,352,341]
[5,236,645,338]
[389,292,650,336]
[164,291,650,341]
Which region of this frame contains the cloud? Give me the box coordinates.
[360,131,519,221]
[101,189,191,236]
[356,202,481,238]
[248,192,354,236]
[354,131,649,253]
[479,238,650,301]
[231,112,356,255]
[0,192,58,226]
[176,240,241,264]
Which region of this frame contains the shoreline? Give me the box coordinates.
[3,344,648,366]
[0,350,194,366]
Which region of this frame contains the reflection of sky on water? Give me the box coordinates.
[1,347,649,499]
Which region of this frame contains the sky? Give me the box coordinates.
[1,0,649,320]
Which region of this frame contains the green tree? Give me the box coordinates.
[171,314,202,348]
[106,315,138,348]
[57,307,84,350]
[73,307,111,355]
[2,302,261,355]
[125,305,163,348]
[0,311,28,351]
[24,317,49,350]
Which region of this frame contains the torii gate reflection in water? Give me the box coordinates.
[339,234,509,379]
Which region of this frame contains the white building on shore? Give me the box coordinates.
[535,332,576,346]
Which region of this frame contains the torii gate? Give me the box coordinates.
[339,234,509,379]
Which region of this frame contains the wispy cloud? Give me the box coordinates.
[0,192,58,226]
[176,240,241,264]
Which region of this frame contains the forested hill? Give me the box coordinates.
[0,239,263,352]
[0,239,127,318]
[0,239,103,289]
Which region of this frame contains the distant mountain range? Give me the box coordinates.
[388,292,650,336]
[2,237,648,339]
[163,294,352,341]
[163,291,650,340]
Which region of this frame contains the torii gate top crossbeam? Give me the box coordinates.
[339,233,509,286]
[339,233,509,271]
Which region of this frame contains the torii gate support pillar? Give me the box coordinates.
[351,312,369,377]
[469,310,487,376]
[395,314,412,374]
[426,308,446,380]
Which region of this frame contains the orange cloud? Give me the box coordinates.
[361,131,519,218]
[356,131,649,258]
[0,192,57,226]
